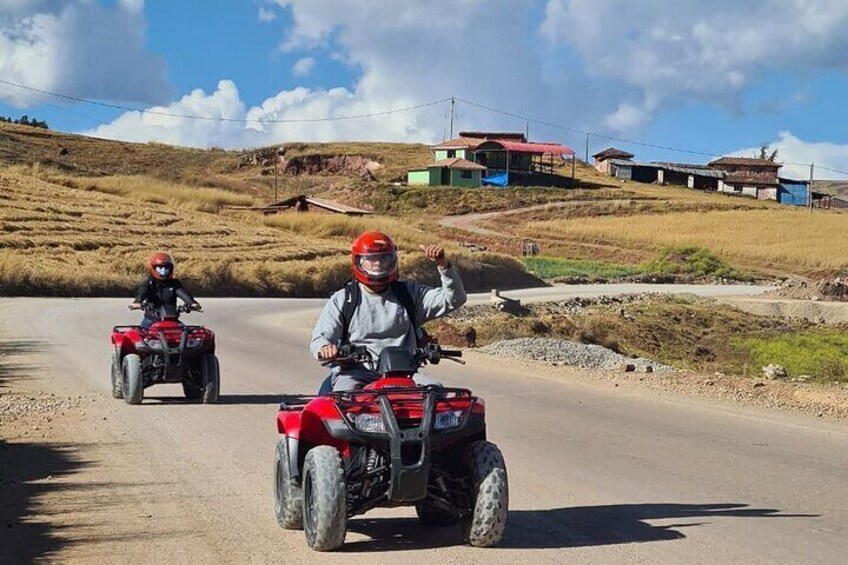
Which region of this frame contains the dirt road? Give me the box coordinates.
[2,295,847,564]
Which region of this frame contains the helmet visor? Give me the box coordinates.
[154,265,173,278]
[355,251,397,279]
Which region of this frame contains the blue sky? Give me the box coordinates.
[1,0,847,178]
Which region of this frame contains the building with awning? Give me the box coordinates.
[408,131,576,188]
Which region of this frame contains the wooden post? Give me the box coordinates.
[585,133,589,163]
[571,153,575,186]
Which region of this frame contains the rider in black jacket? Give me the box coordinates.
[130,253,201,328]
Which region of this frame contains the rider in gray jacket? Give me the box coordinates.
[310,231,466,392]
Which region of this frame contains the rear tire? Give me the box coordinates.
[201,354,220,404]
[110,351,123,399]
[121,354,143,405]
[463,441,508,547]
[302,446,346,551]
[274,439,303,529]
[416,500,459,527]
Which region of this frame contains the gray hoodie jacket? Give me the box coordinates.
[310,265,467,361]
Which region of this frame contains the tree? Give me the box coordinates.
[756,143,779,162]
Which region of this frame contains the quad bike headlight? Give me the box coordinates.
[143,339,164,351]
[353,413,386,434]
[434,410,464,430]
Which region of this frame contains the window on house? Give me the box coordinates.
[460,170,473,179]
[447,150,456,158]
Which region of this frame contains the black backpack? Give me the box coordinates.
[338,280,420,348]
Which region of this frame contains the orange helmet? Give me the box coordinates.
[351,231,398,285]
[147,252,174,280]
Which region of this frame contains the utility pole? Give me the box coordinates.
[525,121,529,140]
[585,133,590,163]
[449,97,455,139]
[274,153,279,204]
[808,162,815,213]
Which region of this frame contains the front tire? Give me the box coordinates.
[302,446,346,551]
[274,439,303,529]
[121,354,143,405]
[182,354,220,403]
[110,351,123,399]
[463,441,508,547]
[200,354,220,404]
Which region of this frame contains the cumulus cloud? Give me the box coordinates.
[733,132,848,180]
[82,79,444,149]
[80,1,848,151]
[88,0,614,148]
[542,0,848,131]
[291,57,315,77]
[0,0,169,107]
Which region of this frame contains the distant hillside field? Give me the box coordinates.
[2,121,847,296]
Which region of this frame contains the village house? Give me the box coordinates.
[593,147,723,189]
[408,131,575,188]
[709,157,782,199]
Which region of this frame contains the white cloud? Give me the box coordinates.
[86,0,592,148]
[81,79,444,149]
[291,57,315,77]
[542,0,848,131]
[78,0,848,153]
[0,0,169,107]
[257,5,277,23]
[733,132,848,180]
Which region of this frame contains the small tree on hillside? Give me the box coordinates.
[756,143,779,162]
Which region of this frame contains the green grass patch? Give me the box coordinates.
[734,331,848,383]
[524,256,641,280]
[641,246,750,281]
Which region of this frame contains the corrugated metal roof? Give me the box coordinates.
[475,140,576,156]
[611,160,724,178]
[427,158,487,170]
[709,157,782,168]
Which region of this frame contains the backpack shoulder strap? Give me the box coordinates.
[390,280,420,347]
[339,279,361,346]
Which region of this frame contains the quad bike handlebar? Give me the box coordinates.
[320,343,464,368]
[128,301,202,314]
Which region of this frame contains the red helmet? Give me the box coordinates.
[147,252,174,280]
[351,231,398,285]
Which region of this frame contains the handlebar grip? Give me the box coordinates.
[440,349,463,357]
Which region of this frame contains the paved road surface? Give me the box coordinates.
[1,291,845,564]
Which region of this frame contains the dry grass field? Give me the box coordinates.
[4,120,848,294]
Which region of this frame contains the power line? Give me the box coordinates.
[2,76,846,177]
[0,78,451,124]
[455,97,723,158]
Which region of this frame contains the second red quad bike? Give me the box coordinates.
[273,344,508,551]
[110,303,219,405]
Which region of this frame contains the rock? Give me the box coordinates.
[791,375,813,383]
[762,364,788,380]
[753,381,766,388]
[623,363,637,373]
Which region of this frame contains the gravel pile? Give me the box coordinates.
[481,337,674,373]
[766,277,848,301]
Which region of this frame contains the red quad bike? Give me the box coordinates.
[110,304,220,405]
[273,344,508,552]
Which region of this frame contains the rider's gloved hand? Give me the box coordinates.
[128,302,142,311]
[191,302,203,312]
[318,344,338,360]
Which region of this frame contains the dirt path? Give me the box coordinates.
[2,297,847,564]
